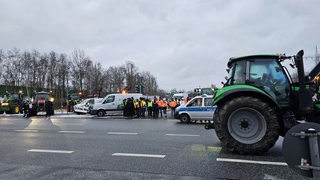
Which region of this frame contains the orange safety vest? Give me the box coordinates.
[158,100,166,107]
[169,101,177,108]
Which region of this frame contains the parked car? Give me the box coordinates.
[174,95,216,123]
[74,98,102,114]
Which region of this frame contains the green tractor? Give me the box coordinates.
[205,50,320,154]
[0,92,24,114]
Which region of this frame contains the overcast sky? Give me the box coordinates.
[0,0,319,91]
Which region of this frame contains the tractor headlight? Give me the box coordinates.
[1,102,9,106]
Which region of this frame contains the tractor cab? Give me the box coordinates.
[225,54,292,107]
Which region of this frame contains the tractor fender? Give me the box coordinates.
[213,85,280,109]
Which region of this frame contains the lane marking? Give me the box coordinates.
[108,132,138,135]
[59,131,85,134]
[112,153,165,158]
[28,149,74,154]
[54,123,84,126]
[166,133,200,137]
[15,130,39,133]
[216,158,288,166]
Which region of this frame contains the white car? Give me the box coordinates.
[73,98,102,114]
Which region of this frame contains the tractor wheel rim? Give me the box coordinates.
[15,106,19,113]
[227,107,267,144]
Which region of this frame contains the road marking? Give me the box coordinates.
[15,130,39,133]
[28,149,74,154]
[54,123,84,126]
[216,158,288,166]
[166,133,200,137]
[108,132,138,135]
[59,131,85,134]
[112,153,165,158]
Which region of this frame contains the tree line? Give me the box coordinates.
[0,48,163,104]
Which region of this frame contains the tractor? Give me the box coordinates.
[0,92,24,114]
[205,50,320,155]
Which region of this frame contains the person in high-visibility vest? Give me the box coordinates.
[168,98,177,118]
[147,98,153,117]
[134,99,139,118]
[139,97,147,118]
[157,97,167,118]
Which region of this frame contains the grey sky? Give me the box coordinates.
[0,0,319,91]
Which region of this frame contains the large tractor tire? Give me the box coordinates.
[214,96,279,155]
[9,104,20,114]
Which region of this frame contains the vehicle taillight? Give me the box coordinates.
[38,99,45,103]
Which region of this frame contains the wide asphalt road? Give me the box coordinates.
[0,113,309,180]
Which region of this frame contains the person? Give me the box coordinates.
[23,99,30,117]
[134,99,140,118]
[147,98,153,117]
[123,98,128,117]
[157,97,167,118]
[126,97,134,119]
[139,98,146,118]
[234,64,245,84]
[152,96,159,118]
[45,100,53,117]
[168,98,177,118]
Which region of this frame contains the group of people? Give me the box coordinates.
[123,96,180,119]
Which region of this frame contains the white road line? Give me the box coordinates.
[28,149,74,154]
[166,133,200,137]
[54,123,84,126]
[59,131,85,134]
[112,153,165,158]
[216,158,288,166]
[15,130,39,133]
[108,132,138,135]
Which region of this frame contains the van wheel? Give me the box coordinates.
[97,110,105,117]
[180,114,190,123]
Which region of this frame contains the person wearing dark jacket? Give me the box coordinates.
[23,100,30,117]
[45,100,53,117]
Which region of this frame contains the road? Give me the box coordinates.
[0,113,309,180]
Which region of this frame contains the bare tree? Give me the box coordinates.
[124,61,138,92]
[140,71,158,95]
[90,62,104,97]
[106,65,126,93]
[71,49,92,93]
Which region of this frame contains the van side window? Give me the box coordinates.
[104,95,115,104]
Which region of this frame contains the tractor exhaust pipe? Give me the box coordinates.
[295,50,314,115]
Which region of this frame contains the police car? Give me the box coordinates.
[174,95,216,123]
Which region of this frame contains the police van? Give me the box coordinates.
[174,95,216,123]
[89,93,142,117]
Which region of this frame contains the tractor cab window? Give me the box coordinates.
[249,59,290,106]
[232,61,246,84]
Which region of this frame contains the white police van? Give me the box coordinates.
[174,95,216,123]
